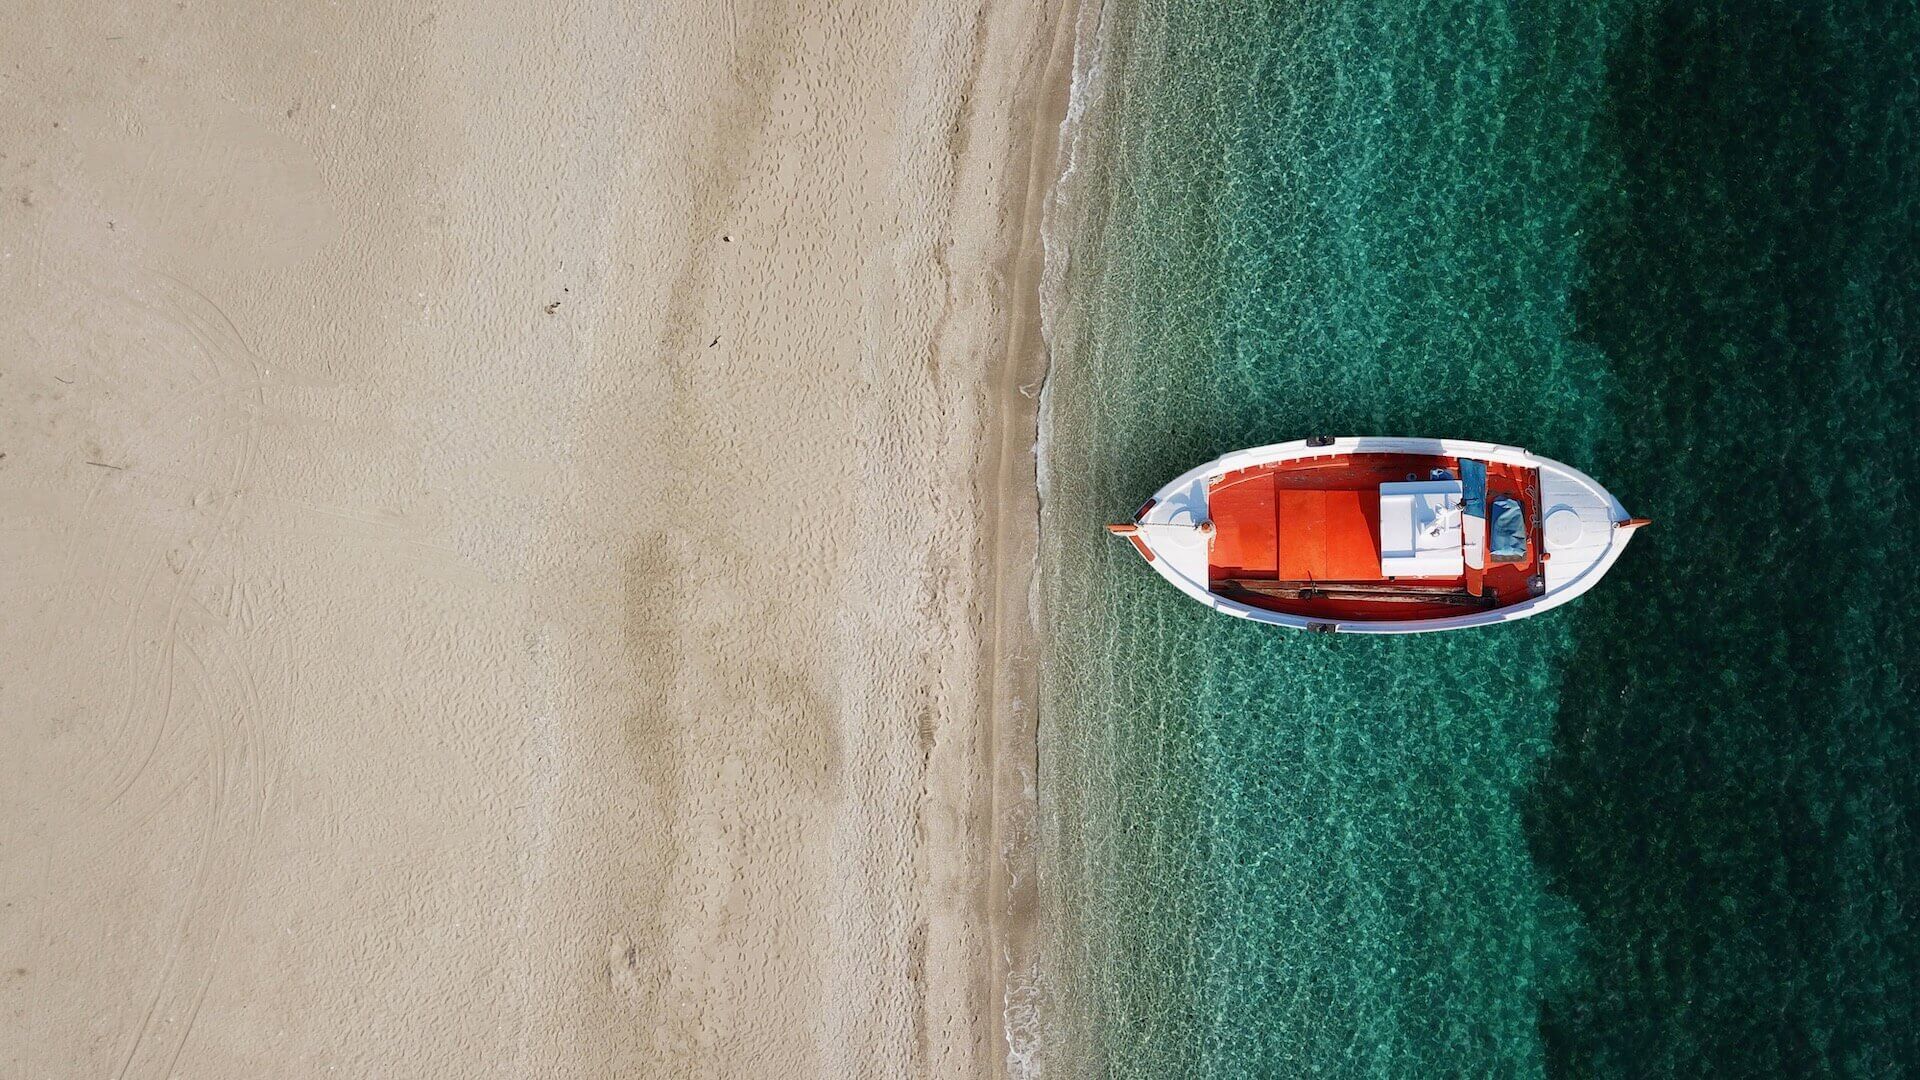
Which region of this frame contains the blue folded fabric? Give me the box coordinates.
[1460,459,1487,520]
[1490,496,1528,559]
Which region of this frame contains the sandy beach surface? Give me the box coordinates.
[1,0,1070,1075]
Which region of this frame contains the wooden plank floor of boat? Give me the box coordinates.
[1206,452,1543,621]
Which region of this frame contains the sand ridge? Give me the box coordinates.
[0,0,1068,1075]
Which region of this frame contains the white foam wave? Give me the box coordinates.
[1013,4,1117,1076]
[1034,0,1115,514]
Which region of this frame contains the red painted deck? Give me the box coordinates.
[1206,453,1544,621]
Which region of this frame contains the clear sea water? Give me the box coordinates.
[1035,0,1917,1075]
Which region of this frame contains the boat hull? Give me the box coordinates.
[1110,437,1642,634]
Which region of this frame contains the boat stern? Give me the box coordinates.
[1105,519,1157,561]
[1108,477,1214,590]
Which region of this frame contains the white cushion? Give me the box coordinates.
[1379,480,1464,577]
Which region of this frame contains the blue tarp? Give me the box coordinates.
[1460,458,1487,520]
[1490,496,1528,559]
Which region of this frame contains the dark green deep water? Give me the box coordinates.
[1036,1,1917,1075]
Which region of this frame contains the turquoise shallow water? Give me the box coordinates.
[1036,0,1917,1075]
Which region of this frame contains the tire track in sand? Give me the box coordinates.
[96,273,278,1080]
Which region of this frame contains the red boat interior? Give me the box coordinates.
[1207,453,1544,621]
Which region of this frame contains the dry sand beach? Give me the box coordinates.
[1,0,1072,1075]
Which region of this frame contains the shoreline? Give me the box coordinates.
[978,0,1087,1073]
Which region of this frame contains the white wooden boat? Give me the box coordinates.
[1106,437,1647,634]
